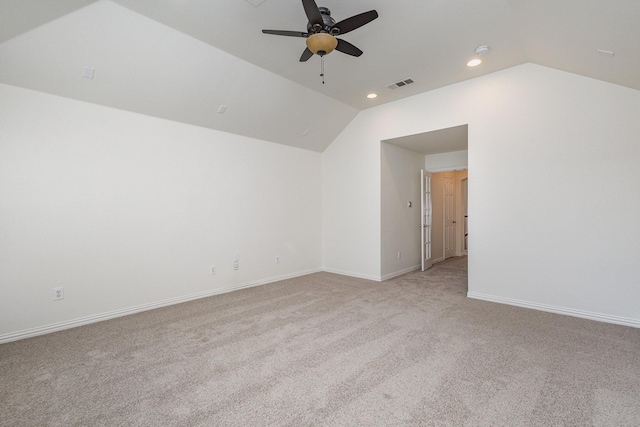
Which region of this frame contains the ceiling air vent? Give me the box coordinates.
[387,78,414,90]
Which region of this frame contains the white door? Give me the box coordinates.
[421,169,433,271]
[444,175,456,259]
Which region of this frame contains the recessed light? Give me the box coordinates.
[467,45,488,67]
[367,93,378,99]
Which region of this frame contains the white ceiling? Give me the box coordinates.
[1,0,638,152]
[384,125,468,156]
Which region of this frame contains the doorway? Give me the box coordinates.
[380,124,468,276]
[428,170,468,263]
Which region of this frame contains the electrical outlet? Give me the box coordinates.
[233,252,239,270]
[53,287,64,301]
[275,255,280,264]
[398,251,402,259]
[210,265,216,275]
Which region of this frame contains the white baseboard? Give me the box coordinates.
[321,268,381,282]
[381,265,420,281]
[467,292,640,329]
[321,265,420,282]
[0,268,321,344]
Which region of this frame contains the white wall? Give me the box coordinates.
[380,143,423,279]
[0,83,322,341]
[5,62,640,342]
[322,63,640,327]
[321,116,383,280]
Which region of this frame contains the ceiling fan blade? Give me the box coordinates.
[334,10,378,35]
[300,47,314,62]
[302,0,323,28]
[336,39,363,57]
[262,29,308,38]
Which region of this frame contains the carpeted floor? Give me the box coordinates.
[1,257,639,426]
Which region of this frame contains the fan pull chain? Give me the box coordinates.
[320,55,325,84]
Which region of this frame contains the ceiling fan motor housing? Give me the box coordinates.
[307,6,336,34]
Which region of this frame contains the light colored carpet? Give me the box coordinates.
[2,257,640,426]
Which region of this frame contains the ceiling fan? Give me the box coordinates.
[262,0,379,62]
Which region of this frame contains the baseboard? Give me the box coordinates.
[321,265,420,283]
[0,268,321,344]
[321,268,381,282]
[381,265,420,281]
[467,292,640,329]
[432,256,445,264]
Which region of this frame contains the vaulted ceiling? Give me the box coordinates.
[1,0,638,152]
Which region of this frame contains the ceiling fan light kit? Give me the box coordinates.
[306,33,338,56]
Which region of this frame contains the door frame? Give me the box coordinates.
[444,175,456,259]
[421,169,433,271]
[423,169,468,263]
